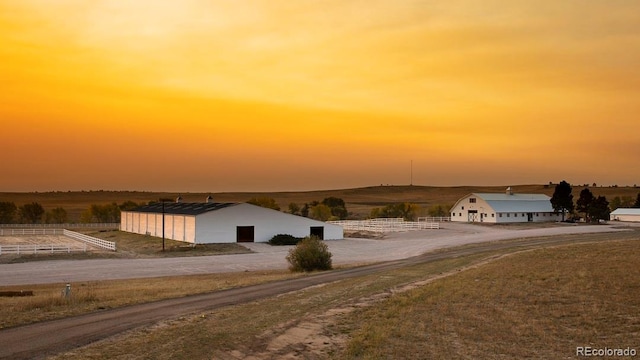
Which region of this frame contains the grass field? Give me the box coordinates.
[38,231,639,359]
[2,184,639,220]
[341,239,640,359]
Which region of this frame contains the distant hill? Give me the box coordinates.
[1,184,638,221]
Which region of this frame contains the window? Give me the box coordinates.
[459,213,462,216]
[451,213,455,217]
[462,206,465,210]
[492,214,495,217]
[507,213,510,217]
[469,198,476,203]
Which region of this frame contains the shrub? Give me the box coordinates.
[286,236,333,272]
[268,234,303,246]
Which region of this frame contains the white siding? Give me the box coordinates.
[611,214,640,222]
[450,195,498,223]
[174,215,185,241]
[450,194,561,223]
[120,203,343,244]
[185,216,196,242]
[195,203,343,244]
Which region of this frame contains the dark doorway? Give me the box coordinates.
[236,226,255,242]
[310,226,324,240]
[527,213,533,222]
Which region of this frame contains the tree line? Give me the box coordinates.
[249,196,451,221]
[551,180,640,223]
[0,201,143,224]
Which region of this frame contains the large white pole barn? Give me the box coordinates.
[610,208,640,222]
[120,202,343,244]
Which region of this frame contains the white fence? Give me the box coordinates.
[63,230,116,251]
[0,229,64,236]
[0,223,119,228]
[329,218,440,233]
[0,243,87,255]
[418,217,451,222]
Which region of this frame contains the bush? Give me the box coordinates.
[286,236,333,272]
[268,234,303,246]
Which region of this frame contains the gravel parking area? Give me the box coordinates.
[0,223,632,286]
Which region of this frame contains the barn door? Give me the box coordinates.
[236,226,255,242]
[310,226,324,240]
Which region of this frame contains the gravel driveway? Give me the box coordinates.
[0,223,630,286]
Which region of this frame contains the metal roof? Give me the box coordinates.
[130,202,238,215]
[611,208,640,215]
[474,193,554,213]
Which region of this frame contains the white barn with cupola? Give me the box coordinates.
[120,199,343,244]
[450,187,561,223]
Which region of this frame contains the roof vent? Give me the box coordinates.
[206,195,213,203]
[506,187,513,195]
[176,195,183,203]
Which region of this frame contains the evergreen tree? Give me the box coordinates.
[635,193,640,208]
[588,196,610,223]
[577,188,595,222]
[0,201,17,224]
[550,181,574,221]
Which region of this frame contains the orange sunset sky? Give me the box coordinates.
[1,1,639,192]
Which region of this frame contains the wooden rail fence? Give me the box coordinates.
[0,243,87,255]
[0,229,116,252]
[0,223,119,229]
[0,229,64,236]
[329,218,440,233]
[63,230,116,251]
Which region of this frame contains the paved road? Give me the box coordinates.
[1,230,632,360]
[0,223,630,286]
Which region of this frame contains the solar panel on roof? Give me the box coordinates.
[131,202,237,215]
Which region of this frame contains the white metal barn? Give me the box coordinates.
[610,208,640,222]
[450,188,561,223]
[120,202,343,244]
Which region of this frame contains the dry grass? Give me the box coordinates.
[48,254,494,359]
[46,233,640,359]
[340,239,640,359]
[0,270,301,329]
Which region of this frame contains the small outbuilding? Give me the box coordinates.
[610,208,640,222]
[120,201,343,244]
[450,187,561,223]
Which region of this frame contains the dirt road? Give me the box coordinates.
[0,229,635,360]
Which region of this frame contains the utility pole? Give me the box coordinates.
[162,200,165,252]
[410,160,413,186]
